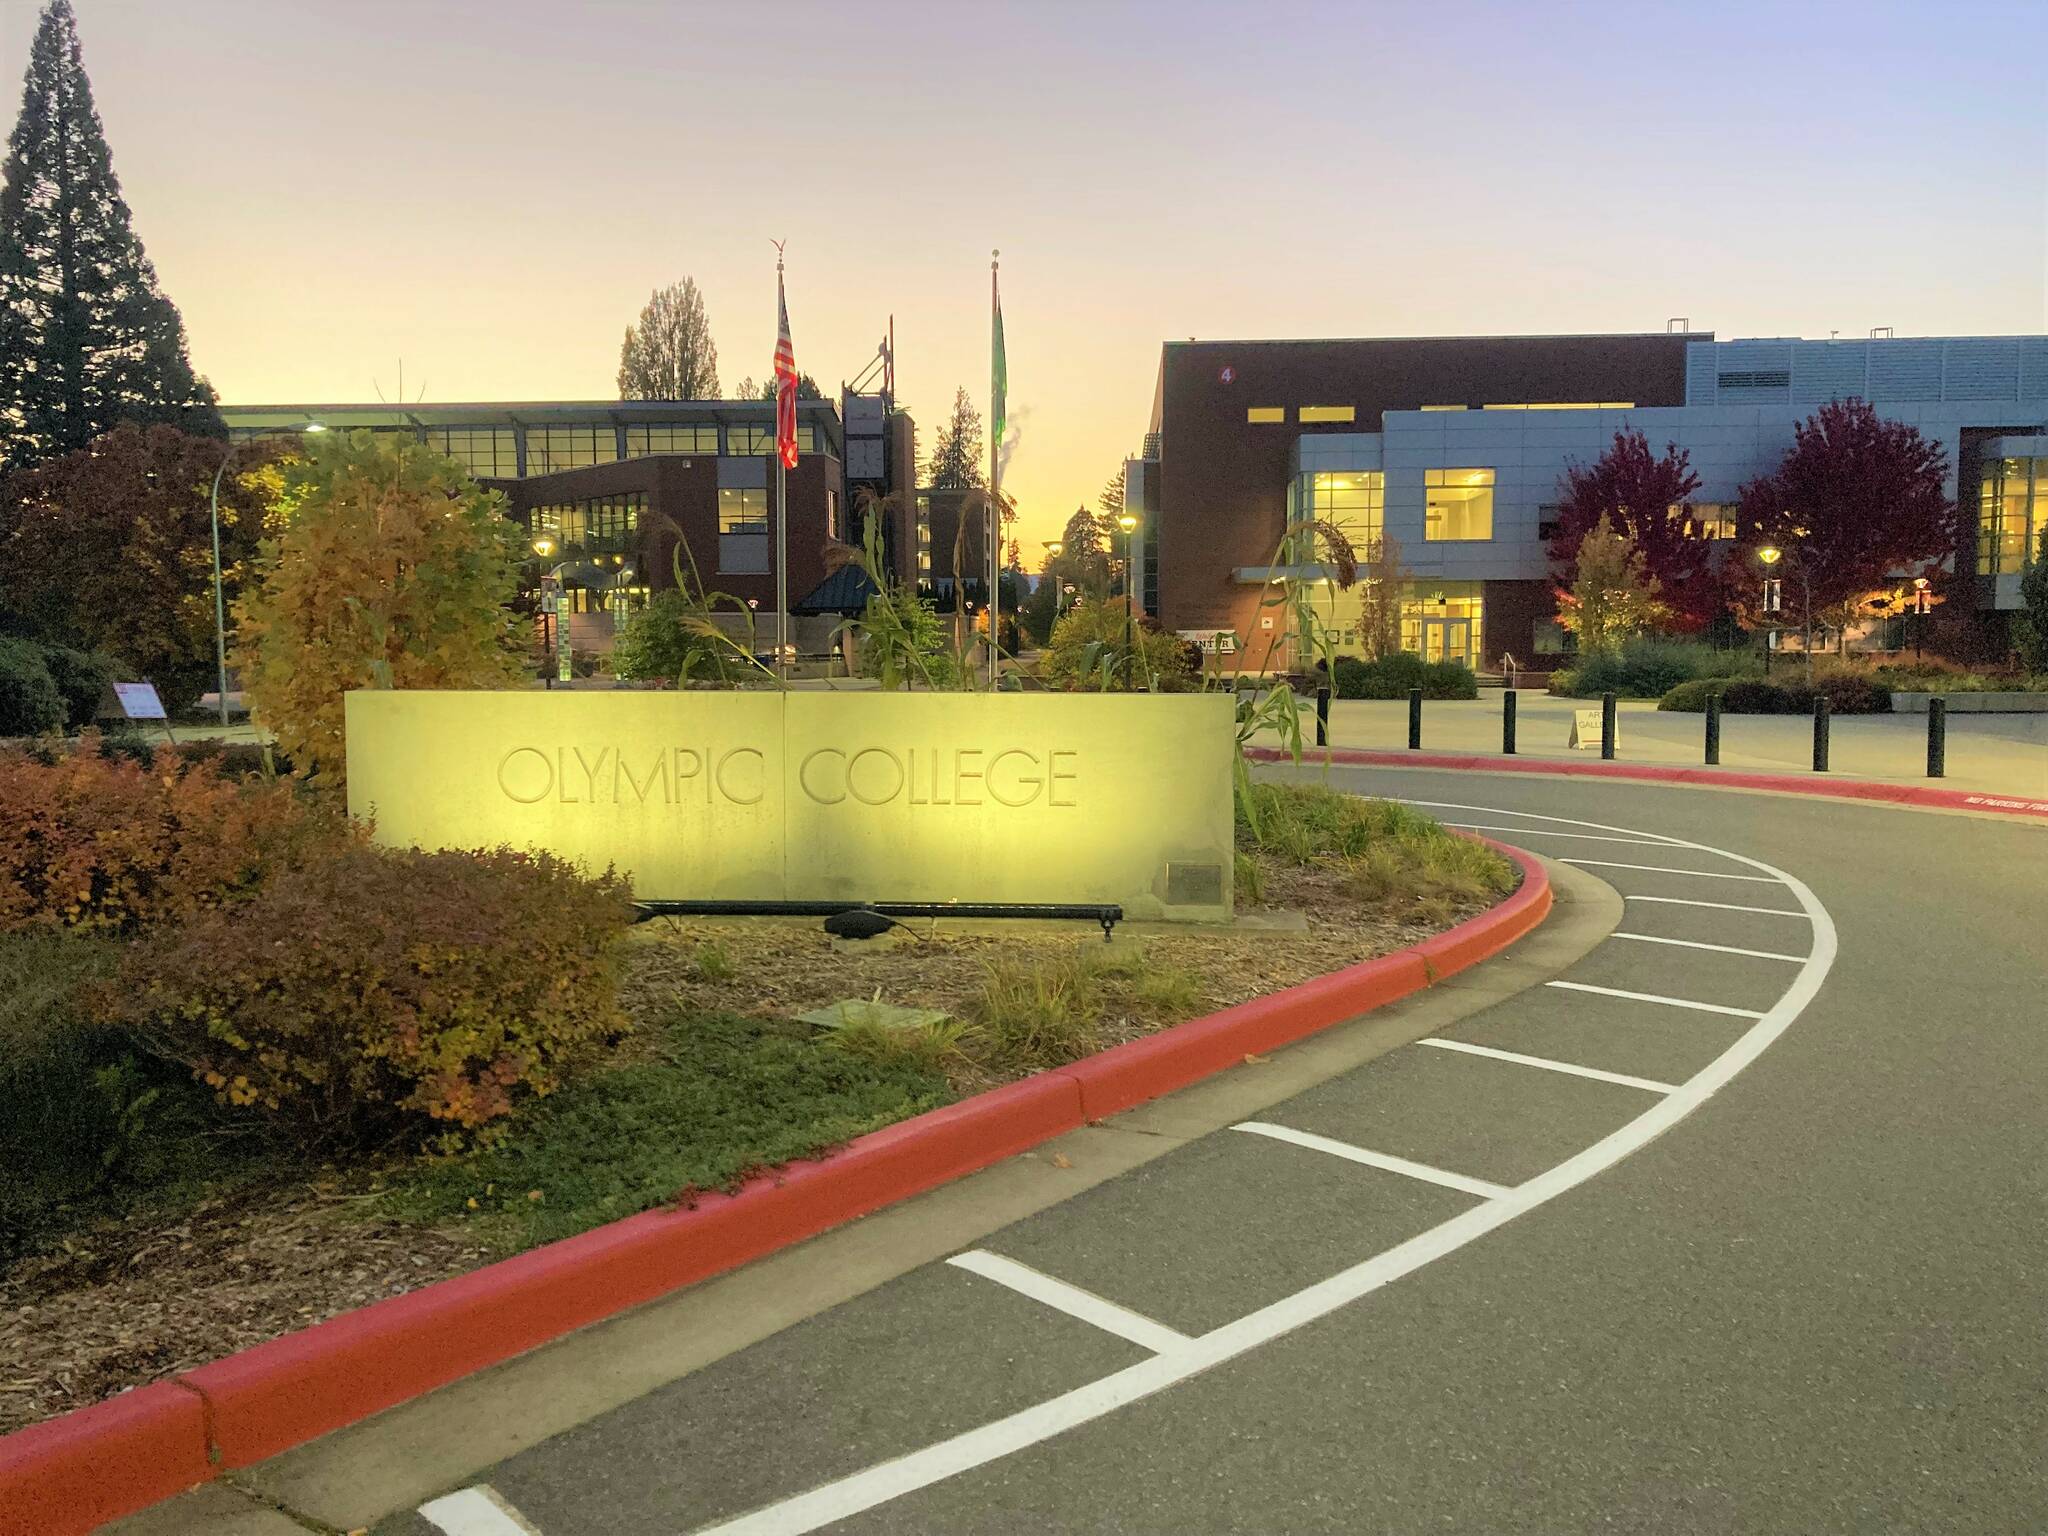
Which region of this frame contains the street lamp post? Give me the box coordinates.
[209,422,323,726]
[530,531,560,689]
[1117,510,1139,685]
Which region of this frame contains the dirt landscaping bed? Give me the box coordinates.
[0,783,1516,1437]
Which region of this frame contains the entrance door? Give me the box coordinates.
[1420,618,1471,667]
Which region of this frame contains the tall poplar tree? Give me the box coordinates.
[0,0,220,470]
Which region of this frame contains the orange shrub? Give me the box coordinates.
[108,844,635,1146]
[0,737,355,934]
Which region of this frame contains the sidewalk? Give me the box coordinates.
[1278,690,2047,800]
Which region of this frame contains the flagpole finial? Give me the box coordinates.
[772,236,787,273]
[992,248,999,268]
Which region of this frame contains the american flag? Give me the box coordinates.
[773,273,799,471]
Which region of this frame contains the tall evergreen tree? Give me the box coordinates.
[924,386,985,489]
[0,0,220,470]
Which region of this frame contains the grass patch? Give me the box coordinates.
[689,939,736,982]
[968,956,1103,1069]
[1239,780,1515,914]
[379,1011,950,1253]
[816,998,973,1073]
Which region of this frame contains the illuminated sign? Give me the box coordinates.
[345,691,1236,920]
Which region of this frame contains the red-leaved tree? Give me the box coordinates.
[1549,430,1717,630]
[1733,398,1953,630]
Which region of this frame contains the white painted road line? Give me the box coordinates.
[1625,894,1812,919]
[1392,799,1686,846]
[947,1250,1193,1356]
[692,811,1838,1536]
[1610,931,1807,963]
[1546,979,1766,1019]
[1441,823,1687,848]
[1416,1036,1678,1094]
[420,1485,546,1536]
[1231,1121,1512,1200]
[1562,858,1780,883]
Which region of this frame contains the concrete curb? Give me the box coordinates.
[0,844,1549,1535]
[1248,747,2048,821]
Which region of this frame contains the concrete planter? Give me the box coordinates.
[1891,691,2048,713]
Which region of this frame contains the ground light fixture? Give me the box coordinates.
[209,421,325,727]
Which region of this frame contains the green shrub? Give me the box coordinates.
[1656,678,1730,712]
[1553,637,1756,699]
[1810,672,1890,714]
[37,646,117,730]
[0,637,65,737]
[1717,680,1807,714]
[0,932,232,1258]
[0,738,352,934]
[1039,598,1195,692]
[108,844,636,1148]
[1330,653,1477,700]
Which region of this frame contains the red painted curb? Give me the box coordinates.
[181,1071,1083,1469]
[1067,841,1550,1120]
[1248,747,2048,821]
[3,841,1550,1526]
[0,1383,211,1536]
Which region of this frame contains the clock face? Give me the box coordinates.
[1218,366,1235,384]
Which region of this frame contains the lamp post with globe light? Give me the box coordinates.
[209,422,324,726]
[1117,510,1139,684]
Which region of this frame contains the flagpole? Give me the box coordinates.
[774,249,789,680]
[989,249,1001,686]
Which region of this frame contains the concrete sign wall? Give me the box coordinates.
[345,691,1236,920]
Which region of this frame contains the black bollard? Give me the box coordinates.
[1927,697,1946,779]
[1600,691,1617,761]
[1314,685,1331,748]
[1408,688,1423,751]
[1704,693,1721,766]
[1503,689,1518,755]
[1812,696,1830,772]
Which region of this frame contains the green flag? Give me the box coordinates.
[990,266,1006,479]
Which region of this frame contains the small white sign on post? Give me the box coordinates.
[97,680,176,743]
[1566,707,1612,751]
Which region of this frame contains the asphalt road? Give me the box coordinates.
[370,771,2047,1536]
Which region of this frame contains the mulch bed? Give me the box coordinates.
[0,848,1493,1438]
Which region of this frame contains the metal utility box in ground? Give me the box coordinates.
[345,691,1235,922]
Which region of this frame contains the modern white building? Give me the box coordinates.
[1134,332,2048,670]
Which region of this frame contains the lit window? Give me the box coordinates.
[531,492,643,560]
[1299,405,1355,424]
[718,486,769,535]
[523,425,618,475]
[1676,503,1736,540]
[625,423,717,457]
[1419,404,1468,412]
[718,487,770,574]
[1424,468,1495,541]
[725,423,775,456]
[1246,407,1286,424]
[1302,471,1384,546]
[428,427,517,479]
[1979,458,2040,576]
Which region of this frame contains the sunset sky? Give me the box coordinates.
[8,0,2045,551]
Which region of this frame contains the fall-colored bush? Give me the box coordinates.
[233,430,528,788]
[0,737,354,934]
[108,844,636,1146]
